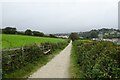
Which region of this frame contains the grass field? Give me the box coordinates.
[2,34,66,49]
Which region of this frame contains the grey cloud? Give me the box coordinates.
[2,0,119,34]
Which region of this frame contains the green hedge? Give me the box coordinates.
[72,40,120,79]
[2,41,68,77]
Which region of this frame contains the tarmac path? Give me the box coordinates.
[29,41,72,78]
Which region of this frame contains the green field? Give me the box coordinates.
[2,34,66,49]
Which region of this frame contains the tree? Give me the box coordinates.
[32,31,44,37]
[2,27,17,34]
[90,31,98,38]
[69,33,79,41]
[17,31,25,35]
[49,34,57,38]
[25,29,32,35]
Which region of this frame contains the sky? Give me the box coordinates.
[0,0,120,34]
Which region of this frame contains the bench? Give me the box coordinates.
[43,49,51,54]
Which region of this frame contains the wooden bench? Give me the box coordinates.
[43,49,51,54]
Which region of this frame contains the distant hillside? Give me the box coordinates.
[79,28,120,39]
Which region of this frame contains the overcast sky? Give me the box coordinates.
[1,0,120,34]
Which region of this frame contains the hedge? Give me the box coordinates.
[72,40,120,79]
[2,41,68,77]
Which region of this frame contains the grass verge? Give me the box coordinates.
[69,42,84,78]
[3,48,65,78]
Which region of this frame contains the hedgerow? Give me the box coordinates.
[2,41,68,77]
[72,40,120,79]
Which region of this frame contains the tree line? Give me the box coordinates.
[69,28,120,41]
[1,27,57,38]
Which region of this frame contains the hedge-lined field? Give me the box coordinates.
[71,40,120,79]
[2,34,66,49]
[2,34,69,78]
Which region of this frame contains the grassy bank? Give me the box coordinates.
[70,44,84,78]
[70,40,92,78]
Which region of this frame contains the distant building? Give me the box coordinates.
[103,38,118,43]
[92,38,99,40]
[80,37,83,39]
[110,31,117,35]
[98,32,103,40]
[57,35,68,39]
[117,32,120,35]
[104,33,109,36]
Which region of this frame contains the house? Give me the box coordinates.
[57,35,68,39]
[98,32,103,40]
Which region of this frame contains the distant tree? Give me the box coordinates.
[2,27,17,34]
[90,31,98,38]
[44,35,49,37]
[32,31,44,37]
[0,29,2,34]
[25,29,32,35]
[49,34,57,38]
[69,33,79,41]
[17,31,25,35]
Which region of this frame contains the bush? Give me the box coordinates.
[32,31,44,37]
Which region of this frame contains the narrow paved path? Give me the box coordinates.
[29,41,72,78]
